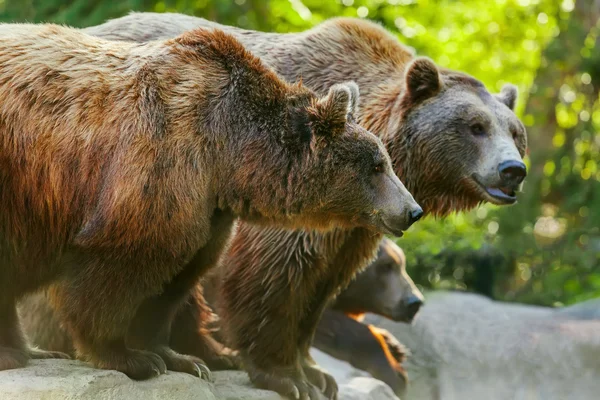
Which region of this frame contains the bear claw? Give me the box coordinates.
[149,346,211,379]
[195,362,213,381]
[247,364,326,400]
[302,361,338,400]
[95,348,167,380]
[29,348,71,360]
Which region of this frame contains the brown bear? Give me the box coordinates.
[21,13,528,398]
[313,238,422,397]
[0,23,422,380]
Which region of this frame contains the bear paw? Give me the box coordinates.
[0,346,29,371]
[248,365,327,400]
[302,363,338,400]
[150,346,212,381]
[93,348,167,380]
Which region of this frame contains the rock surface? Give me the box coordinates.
[312,349,399,400]
[365,292,600,400]
[0,359,396,400]
[7,293,599,400]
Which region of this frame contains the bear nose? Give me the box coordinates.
[498,160,527,185]
[403,295,424,321]
[407,207,424,226]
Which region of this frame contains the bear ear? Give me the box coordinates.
[321,82,359,118]
[311,82,359,136]
[404,57,442,104]
[495,83,518,110]
[342,81,360,116]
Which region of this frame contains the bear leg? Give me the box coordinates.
[126,210,235,380]
[51,291,167,380]
[169,291,240,371]
[125,265,214,380]
[0,297,70,371]
[300,355,338,400]
[296,283,340,400]
[0,299,30,371]
[48,251,171,380]
[220,261,326,397]
[127,287,212,380]
[18,292,76,357]
[298,228,382,399]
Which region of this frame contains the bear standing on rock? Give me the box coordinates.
[0,23,421,379]
[21,13,528,398]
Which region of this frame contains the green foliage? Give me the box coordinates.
[1,0,598,307]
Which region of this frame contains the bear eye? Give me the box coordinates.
[381,262,394,273]
[374,163,385,174]
[470,123,486,137]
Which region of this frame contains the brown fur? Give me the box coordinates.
[22,14,527,397]
[0,23,414,380]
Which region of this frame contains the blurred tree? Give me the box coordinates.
[494,0,600,305]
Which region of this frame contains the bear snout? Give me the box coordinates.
[498,159,527,187]
[388,294,423,323]
[377,204,423,236]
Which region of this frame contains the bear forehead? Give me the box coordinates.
[378,240,405,266]
[435,85,523,130]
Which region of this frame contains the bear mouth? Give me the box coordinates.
[380,219,405,238]
[471,174,517,205]
[383,307,416,323]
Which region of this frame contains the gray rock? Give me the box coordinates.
[310,348,370,383]
[211,371,279,400]
[339,378,399,400]
[0,359,396,400]
[0,359,215,400]
[364,291,600,400]
[556,297,600,320]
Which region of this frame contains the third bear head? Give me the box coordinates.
[332,238,424,323]
[282,81,423,237]
[391,57,528,217]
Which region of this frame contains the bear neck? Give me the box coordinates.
[210,118,316,230]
